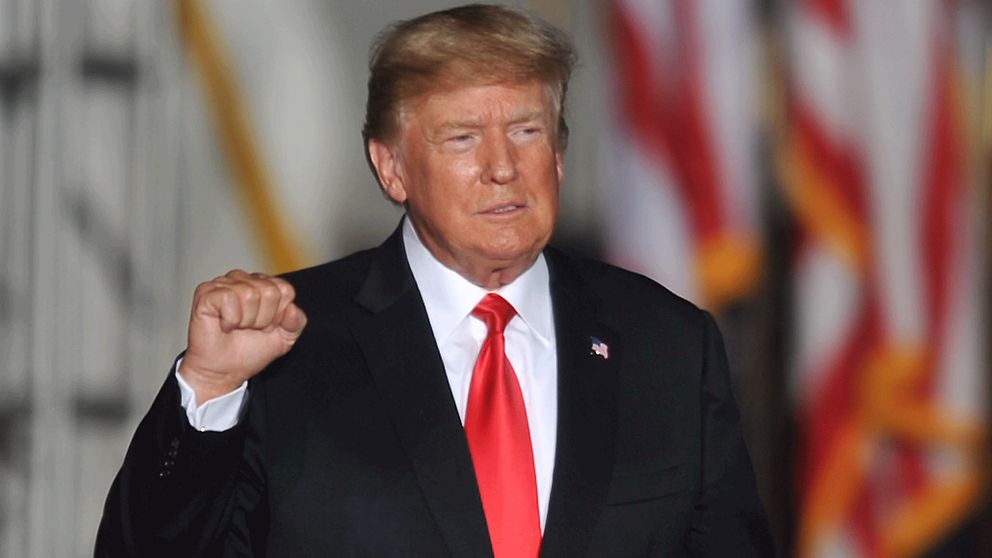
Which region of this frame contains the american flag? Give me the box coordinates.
[780,1,987,555]
[590,338,609,360]
[601,0,762,308]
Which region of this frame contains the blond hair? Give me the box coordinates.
[362,4,576,174]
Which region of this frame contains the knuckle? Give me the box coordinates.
[217,288,238,306]
[226,268,248,280]
[241,287,261,303]
[259,283,280,300]
[193,282,212,297]
[275,278,295,298]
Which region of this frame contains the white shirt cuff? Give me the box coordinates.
[175,359,248,432]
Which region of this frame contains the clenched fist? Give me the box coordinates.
[180,269,307,404]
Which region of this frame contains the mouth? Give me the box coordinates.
[480,203,526,216]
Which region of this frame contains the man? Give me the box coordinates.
[97,4,772,557]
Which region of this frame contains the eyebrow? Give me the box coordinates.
[508,110,546,125]
[437,110,547,132]
[437,118,484,131]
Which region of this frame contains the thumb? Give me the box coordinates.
[277,303,308,339]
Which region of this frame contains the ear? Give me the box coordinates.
[368,139,408,203]
[555,149,565,187]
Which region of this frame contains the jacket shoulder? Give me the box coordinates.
[277,246,377,312]
[546,247,704,325]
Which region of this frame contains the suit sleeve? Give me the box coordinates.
[684,312,774,557]
[95,362,267,557]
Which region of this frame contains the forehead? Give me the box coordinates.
[402,81,553,129]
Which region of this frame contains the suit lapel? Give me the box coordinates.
[350,228,493,558]
[540,249,620,558]
[348,232,619,558]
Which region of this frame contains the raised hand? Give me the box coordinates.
[179,269,307,404]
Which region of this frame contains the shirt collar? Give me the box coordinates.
[402,217,553,347]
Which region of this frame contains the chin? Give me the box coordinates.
[481,239,542,266]
[478,222,550,257]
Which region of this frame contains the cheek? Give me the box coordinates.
[422,157,478,194]
[535,163,563,201]
[448,157,482,183]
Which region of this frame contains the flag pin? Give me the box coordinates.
[590,337,609,359]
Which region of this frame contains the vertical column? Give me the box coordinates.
[3,0,194,554]
[29,0,76,554]
[0,0,40,555]
[71,0,139,552]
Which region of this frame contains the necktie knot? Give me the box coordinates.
[472,293,516,334]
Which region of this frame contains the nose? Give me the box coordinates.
[480,135,518,185]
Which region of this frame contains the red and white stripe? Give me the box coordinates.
[783,1,987,556]
[602,0,762,308]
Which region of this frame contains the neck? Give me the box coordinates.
[431,249,536,291]
[405,219,538,291]
[469,264,532,291]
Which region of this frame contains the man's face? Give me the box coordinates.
[370,81,564,289]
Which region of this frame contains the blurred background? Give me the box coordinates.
[0,0,989,556]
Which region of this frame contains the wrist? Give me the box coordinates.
[178,358,243,405]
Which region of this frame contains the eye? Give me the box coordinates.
[511,125,544,142]
[445,133,476,149]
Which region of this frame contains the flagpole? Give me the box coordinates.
[172,0,310,273]
[754,0,791,554]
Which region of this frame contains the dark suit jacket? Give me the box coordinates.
[96,225,773,557]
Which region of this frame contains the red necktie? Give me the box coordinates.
[465,294,542,558]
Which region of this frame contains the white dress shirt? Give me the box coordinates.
[177,218,559,528]
[401,219,558,529]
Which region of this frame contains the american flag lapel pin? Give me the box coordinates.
[590,337,609,360]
